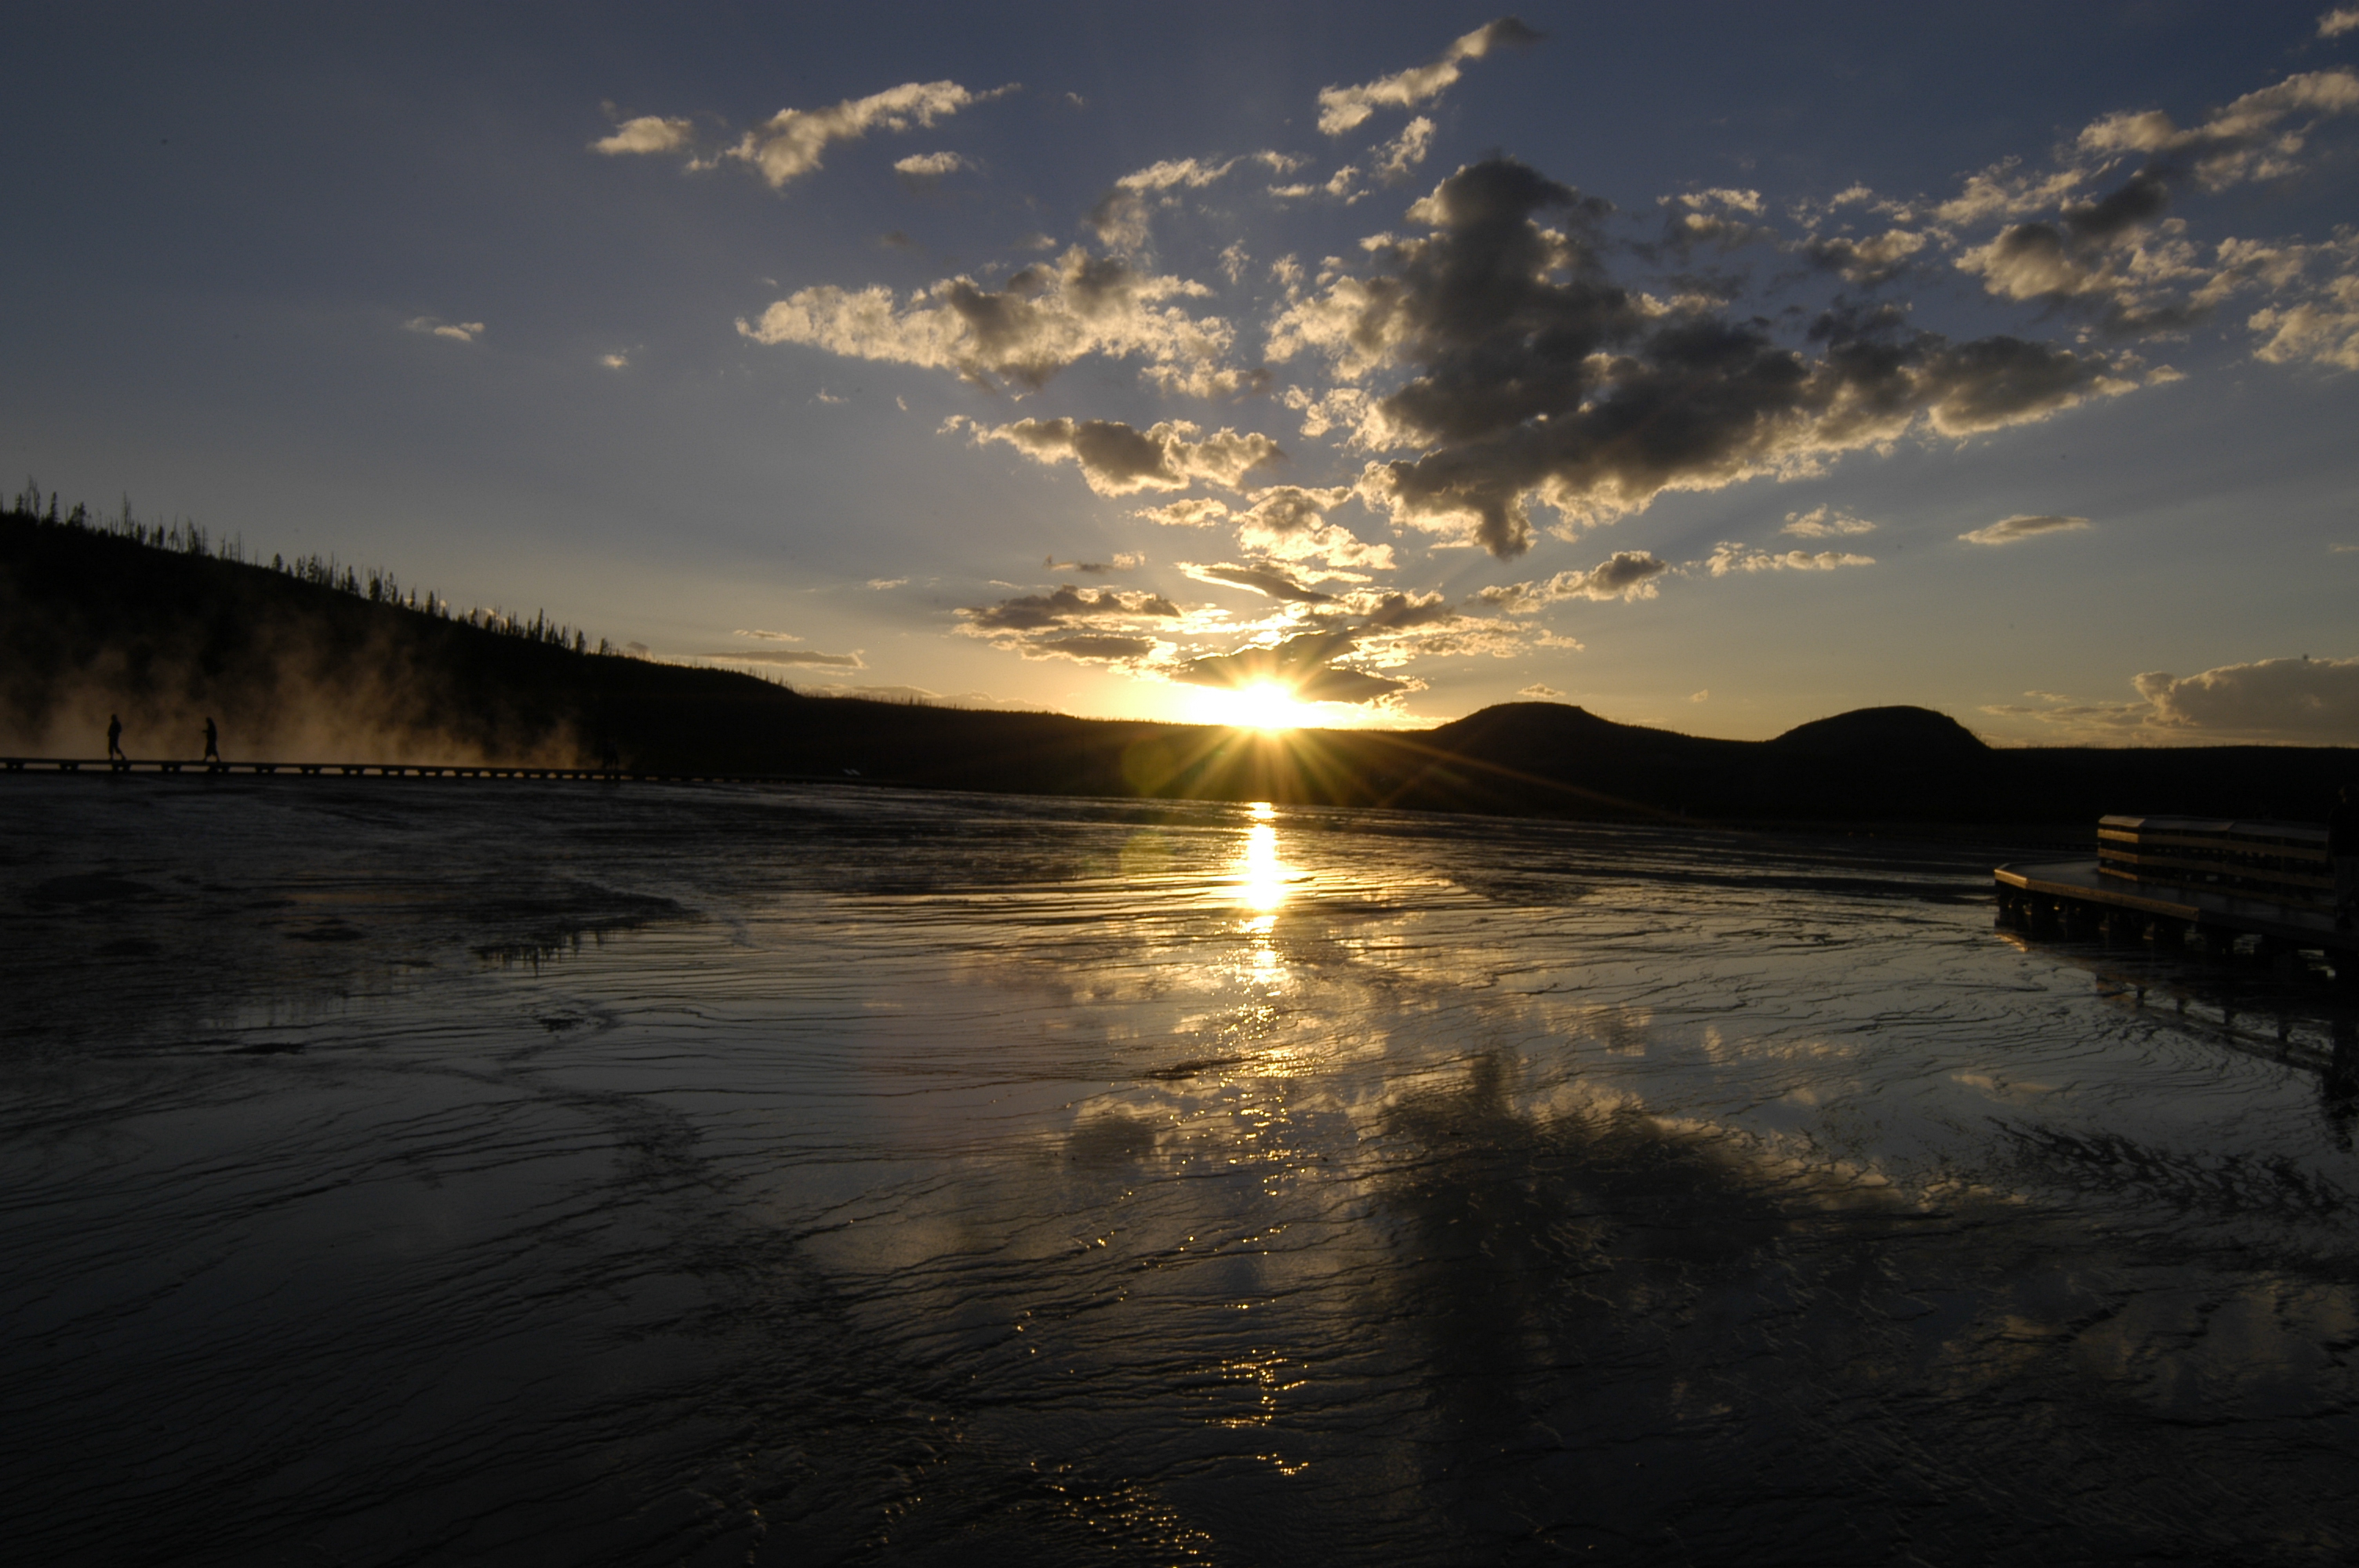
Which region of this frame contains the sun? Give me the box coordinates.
[1222,680,1313,731]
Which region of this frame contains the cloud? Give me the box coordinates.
[955,583,1183,666]
[405,316,483,343]
[1317,18,1543,136]
[1944,69,2359,328]
[1090,154,1303,250]
[1170,631,1410,703]
[729,80,1012,188]
[1780,506,1877,538]
[1229,485,1395,568]
[953,416,1281,495]
[1699,543,1874,574]
[894,151,972,187]
[959,583,1181,633]
[1270,160,2132,557]
[599,350,630,369]
[2074,70,2359,185]
[1136,498,1234,528]
[1802,227,1928,285]
[2250,270,2359,368]
[734,629,802,641]
[590,114,693,156]
[1044,552,1144,575]
[2328,9,2359,38]
[1116,156,1245,193]
[953,579,1180,665]
[1374,117,1435,183]
[1689,690,1709,702]
[741,245,1256,395]
[1476,551,1670,610]
[1182,562,1338,603]
[1958,513,2091,545]
[1518,683,1565,699]
[2134,655,2359,741]
[718,648,865,668]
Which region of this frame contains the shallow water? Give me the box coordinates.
[4,778,2357,1566]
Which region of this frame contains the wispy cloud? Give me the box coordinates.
[404,316,483,343]
[589,114,692,156]
[1699,543,1874,574]
[1317,18,1543,136]
[717,647,865,668]
[894,150,972,188]
[1780,506,1877,538]
[1958,514,2090,545]
[731,81,1014,188]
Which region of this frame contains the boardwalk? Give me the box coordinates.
[1997,815,2354,978]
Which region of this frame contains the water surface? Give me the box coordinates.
[5,779,2357,1564]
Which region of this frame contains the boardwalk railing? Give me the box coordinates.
[2095,815,2334,914]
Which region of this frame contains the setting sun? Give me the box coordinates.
[1213,681,1314,731]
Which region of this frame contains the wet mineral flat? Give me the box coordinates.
[4,778,2357,1565]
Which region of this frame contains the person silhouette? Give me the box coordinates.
[202,717,221,765]
[106,713,125,765]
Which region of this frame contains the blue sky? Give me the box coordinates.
[8,2,2358,742]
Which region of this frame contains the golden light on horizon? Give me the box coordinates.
[1194,680,1318,732]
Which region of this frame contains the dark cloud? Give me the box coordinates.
[958,584,1180,632]
[954,416,1281,495]
[1477,551,1668,609]
[1272,158,2130,557]
[1801,228,1928,285]
[1170,631,1409,703]
[1036,633,1160,661]
[1352,590,1459,630]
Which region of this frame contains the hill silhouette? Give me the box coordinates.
[5,501,2351,824]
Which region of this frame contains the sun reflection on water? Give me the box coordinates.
[1234,802,1295,985]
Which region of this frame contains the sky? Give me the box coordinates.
[8,1,2359,744]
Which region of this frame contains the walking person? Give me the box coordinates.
[106,713,125,766]
[202,717,221,766]
[2333,782,2358,931]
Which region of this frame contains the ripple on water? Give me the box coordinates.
[2,779,2356,1564]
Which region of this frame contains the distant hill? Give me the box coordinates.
[4,504,2351,824]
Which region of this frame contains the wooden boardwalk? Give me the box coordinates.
[1997,815,2353,982]
[2,757,857,786]
[1995,858,2355,959]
